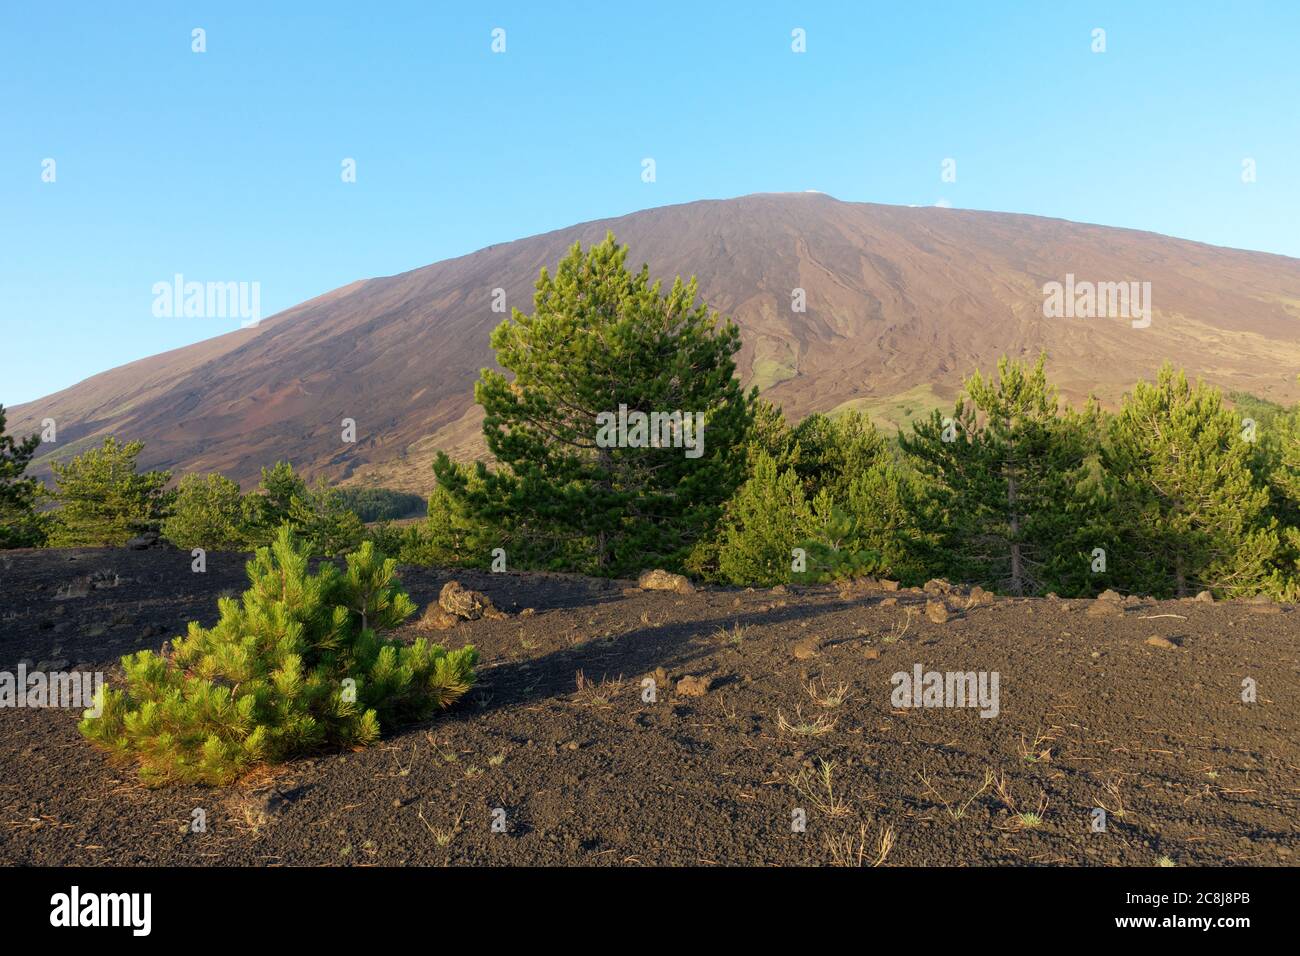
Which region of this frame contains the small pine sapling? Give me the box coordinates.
[795,500,881,583]
[80,525,477,785]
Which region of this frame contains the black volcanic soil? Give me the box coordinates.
[1,546,1297,867]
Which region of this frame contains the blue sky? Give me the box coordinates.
[2,1,1297,406]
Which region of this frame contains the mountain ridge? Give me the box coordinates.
[11,193,1300,491]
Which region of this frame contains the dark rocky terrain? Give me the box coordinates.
[2,546,1297,866]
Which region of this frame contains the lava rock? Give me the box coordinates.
[126,532,161,550]
[675,675,711,697]
[925,600,950,624]
[637,569,695,595]
[792,638,820,660]
[439,581,506,620]
[418,606,459,631]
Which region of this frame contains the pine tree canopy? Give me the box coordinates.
[0,404,45,548]
[45,436,172,547]
[900,354,1097,595]
[1102,363,1281,597]
[435,232,754,576]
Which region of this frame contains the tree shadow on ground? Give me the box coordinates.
[450,597,866,718]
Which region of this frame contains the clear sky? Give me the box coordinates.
[2,1,1297,406]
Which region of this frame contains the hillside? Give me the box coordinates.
[10,193,1300,491]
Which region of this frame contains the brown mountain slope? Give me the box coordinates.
[11,193,1300,492]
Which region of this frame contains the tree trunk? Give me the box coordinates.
[596,446,614,570]
[1008,470,1024,596]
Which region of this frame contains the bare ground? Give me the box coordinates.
[1,546,1297,866]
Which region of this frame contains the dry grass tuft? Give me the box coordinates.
[883,607,916,644]
[917,767,994,823]
[803,677,851,709]
[789,758,851,818]
[777,705,838,737]
[825,822,896,867]
[573,670,625,707]
[418,806,465,848]
[714,621,749,645]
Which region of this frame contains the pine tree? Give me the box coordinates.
[244,460,309,536]
[788,409,931,582]
[434,233,754,576]
[788,410,887,500]
[751,398,795,464]
[368,484,482,569]
[1101,364,1280,597]
[393,466,490,567]
[45,437,172,547]
[1273,408,1300,597]
[682,400,788,581]
[287,479,365,557]
[162,473,250,550]
[702,408,928,585]
[0,405,45,548]
[841,455,933,583]
[1229,392,1300,598]
[795,496,881,583]
[900,355,1096,595]
[80,526,478,785]
[716,452,813,586]
[242,462,364,556]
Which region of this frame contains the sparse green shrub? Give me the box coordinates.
[794,498,881,583]
[45,437,172,547]
[161,473,250,551]
[0,405,46,548]
[715,451,813,586]
[80,526,478,785]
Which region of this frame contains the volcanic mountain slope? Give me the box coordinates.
[10,193,1300,491]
